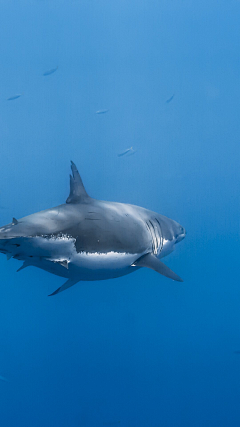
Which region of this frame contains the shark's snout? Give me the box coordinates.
[175,226,186,243]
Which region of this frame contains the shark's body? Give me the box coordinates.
[0,162,186,295]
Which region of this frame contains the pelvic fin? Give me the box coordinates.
[49,279,79,296]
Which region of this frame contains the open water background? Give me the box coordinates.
[0,1,240,426]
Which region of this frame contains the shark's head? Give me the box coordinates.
[157,215,186,243]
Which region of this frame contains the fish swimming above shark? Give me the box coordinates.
[7,94,23,101]
[118,147,136,157]
[96,109,108,114]
[0,162,186,296]
[166,94,175,104]
[43,66,58,76]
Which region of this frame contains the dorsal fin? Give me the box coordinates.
[12,217,18,225]
[66,161,90,204]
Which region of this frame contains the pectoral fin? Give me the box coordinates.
[46,259,69,269]
[57,260,69,269]
[49,279,79,296]
[17,261,30,272]
[132,253,183,282]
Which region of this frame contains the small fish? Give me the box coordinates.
[43,66,58,76]
[0,375,8,382]
[7,94,23,101]
[166,94,175,103]
[118,147,136,157]
[96,109,108,114]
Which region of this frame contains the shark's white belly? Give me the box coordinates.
[71,251,139,271]
[69,251,140,280]
[4,235,142,281]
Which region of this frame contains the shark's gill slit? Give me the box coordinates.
[155,218,164,253]
[149,220,159,255]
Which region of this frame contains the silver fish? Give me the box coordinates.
[43,66,58,76]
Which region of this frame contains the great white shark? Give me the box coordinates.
[0,162,186,295]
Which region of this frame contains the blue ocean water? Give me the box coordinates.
[0,1,240,426]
